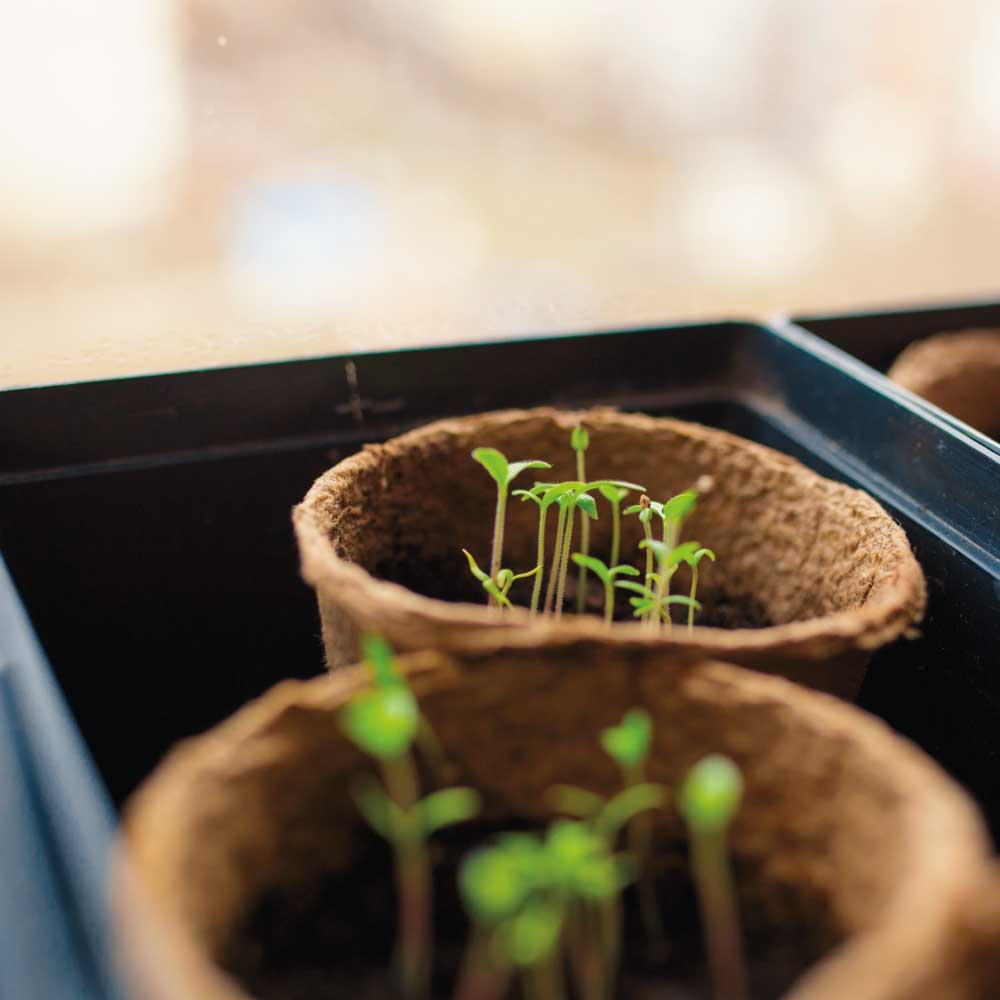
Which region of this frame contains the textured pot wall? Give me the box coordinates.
[121,647,988,1000]
[295,408,926,697]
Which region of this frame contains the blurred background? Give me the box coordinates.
[2,0,999,388]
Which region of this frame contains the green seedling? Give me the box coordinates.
[630,539,701,630]
[341,637,480,1000]
[597,483,631,571]
[472,448,551,604]
[513,481,580,615]
[623,495,656,623]
[462,549,538,609]
[570,554,639,626]
[543,478,643,619]
[680,755,748,1000]
[676,546,716,632]
[459,819,639,1000]
[547,784,663,998]
[571,425,591,615]
[599,708,665,953]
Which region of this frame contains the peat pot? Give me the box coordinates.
[294,408,926,699]
[888,328,1000,438]
[118,643,989,1000]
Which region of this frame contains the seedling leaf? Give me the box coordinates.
[600,708,652,767]
[351,777,397,840]
[507,460,553,485]
[574,492,599,519]
[663,490,698,523]
[548,784,605,819]
[472,447,508,488]
[583,479,645,493]
[571,553,610,584]
[419,787,481,834]
[595,782,665,838]
[460,846,529,926]
[599,483,630,503]
[341,686,419,759]
[679,754,743,833]
[616,580,654,598]
[667,541,702,568]
[463,548,490,584]
[639,538,669,560]
[497,900,563,967]
[571,425,590,452]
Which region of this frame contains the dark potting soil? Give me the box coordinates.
[375,550,772,632]
[221,824,836,1000]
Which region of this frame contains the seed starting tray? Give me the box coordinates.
[2,317,999,999]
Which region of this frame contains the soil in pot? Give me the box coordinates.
[221,821,835,1000]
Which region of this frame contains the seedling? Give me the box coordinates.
[570,554,639,626]
[599,708,665,952]
[571,425,591,615]
[680,755,748,1000]
[632,539,705,630]
[513,481,581,615]
[597,483,631,570]
[676,546,716,632]
[341,636,480,1000]
[550,490,597,619]
[472,448,551,604]
[463,549,539,609]
[460,820,637,1000]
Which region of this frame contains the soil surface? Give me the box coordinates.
[221,824,836,1000]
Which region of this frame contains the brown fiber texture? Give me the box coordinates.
[888,328,1000,438]
[294,407,926,699]
[119,645,989,1000]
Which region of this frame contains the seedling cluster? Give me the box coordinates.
[342,636,749,1000]
[465,426,717,631]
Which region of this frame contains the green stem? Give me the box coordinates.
[691,828,749,1000]
[488,486,507,607]
[568,907,604,1000]
[530,505,548,617]
[575,451,589,615]
[599,897,620,1000]
[625,762,666,959]
[688,565,699,632]
[554,499,577,620]
[454,929,511,1000]
[383,753,430,1000]
[603,579,614,629]
[544,504,567,615]
[610,499,621,570]
[524,950,566,1000]
[661,519,679,630]
[641,519,654,627]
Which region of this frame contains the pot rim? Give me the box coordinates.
[294,407,926,659]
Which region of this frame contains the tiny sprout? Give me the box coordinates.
[624,495,656,622]
[462,549,512,608]
[570,554,639,626]
[550,488,599,620]
[677,546,716,632]
[341,636,479,1000]
[472,447,551,603]
[599,707,664,953]
[680,755,748,1000]
[570,424,590,454]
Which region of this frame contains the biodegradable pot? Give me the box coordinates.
[119,643,989,1000]
[294,407,926,699]
[888,328,1000,438]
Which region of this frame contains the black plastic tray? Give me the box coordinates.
[784,298,1000,453]
[2,319,999,997]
